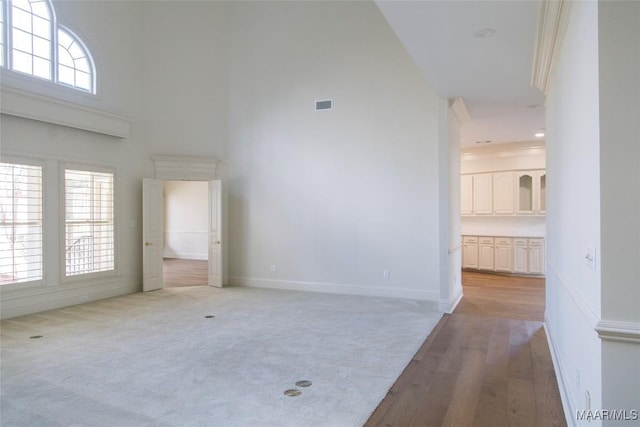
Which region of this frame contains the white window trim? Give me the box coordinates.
[60,162,119,284]
[0,155,45,291]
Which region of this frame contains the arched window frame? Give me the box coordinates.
[0,0,96,95]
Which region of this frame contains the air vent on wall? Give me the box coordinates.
[315,99,333,111]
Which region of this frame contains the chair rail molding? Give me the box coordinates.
[151,156,219,181]
[596,320,640,344]
[531,0,572,94]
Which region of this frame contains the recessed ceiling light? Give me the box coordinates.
[527,104,540,109]
[475,140,492,144]
[535,132,545,138]
[473,28,496,38]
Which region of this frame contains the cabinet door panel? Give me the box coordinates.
[528,245,545,274]
[479,244,495,270]
[473,174,493,215]
[463,243,479,268]
[461,175,473,216]
[493,172,515,215]
[495,245,512,272]
[513,245,528,273]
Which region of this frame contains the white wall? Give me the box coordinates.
[225,1,443,301]
[0,0,147,318]
[163,180,209,260]
[596,0,640,420]
[546,1,640,424]
[141,1,228,167]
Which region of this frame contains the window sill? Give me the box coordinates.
[1,72,131,138]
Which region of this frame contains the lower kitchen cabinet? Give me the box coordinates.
[462,235,544,276]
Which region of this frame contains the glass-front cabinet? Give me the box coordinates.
[516,170,545,215]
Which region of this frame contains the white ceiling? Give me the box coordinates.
[375,0,546,146]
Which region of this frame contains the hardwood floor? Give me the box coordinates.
[163,258,208,288]
[365,272,566,427]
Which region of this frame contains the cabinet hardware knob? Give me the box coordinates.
[145,242,152,246]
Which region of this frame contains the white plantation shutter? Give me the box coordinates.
[0,162,43,285]
[65,169,114,276]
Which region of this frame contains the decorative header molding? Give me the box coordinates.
[596,320,640,344]
[531,0,572,94]
[0,85,131,138]
[151,156,219,181]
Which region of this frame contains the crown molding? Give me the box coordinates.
[531,0,572,94]
[449,98,470,126]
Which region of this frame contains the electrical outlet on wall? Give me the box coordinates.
[585,247,596,271]
[383,270,390,279]
[270,264,277,273]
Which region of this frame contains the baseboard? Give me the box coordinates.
[439,287,463,313]
[227,276,440,303]
[544,318,578,427]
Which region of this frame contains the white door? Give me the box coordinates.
[494,245,513,272]
[208,180,223,287]
[143,178,164,292]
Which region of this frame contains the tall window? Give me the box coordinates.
[0,161,43,285]
[0,0,96,94]
[64,168,114,277]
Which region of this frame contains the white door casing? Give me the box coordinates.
[208,180,223,287]
[143,178,164,292]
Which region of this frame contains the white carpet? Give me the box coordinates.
[1,286,441,427]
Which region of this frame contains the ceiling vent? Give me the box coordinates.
[315,99,333,111]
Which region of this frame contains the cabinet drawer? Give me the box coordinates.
[495,237,512,245]
[529,238,545,246]
[463,236,478,244]
[479,237,494,245]
[513,238,528,246]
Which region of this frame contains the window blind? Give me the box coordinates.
[65,169,114,276]
[0,162,43,285]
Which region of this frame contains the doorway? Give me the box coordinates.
[162,180,209,288]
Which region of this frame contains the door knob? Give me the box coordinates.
[145,242,152,246]
[215,240,221,244]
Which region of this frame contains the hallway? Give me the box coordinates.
[366,272,566,427]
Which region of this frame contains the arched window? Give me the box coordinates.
[0,0,96,94]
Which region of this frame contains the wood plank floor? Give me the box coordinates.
[163,258,208,288]
[365,272,566,427]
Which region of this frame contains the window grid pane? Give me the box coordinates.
[57,28,93,93]
[0,163,43,285]
[65,169,114,277]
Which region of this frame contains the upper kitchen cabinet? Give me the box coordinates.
[461,174,474,216]
[516,170,546,215]
[492,172,515,215]
[473,174,493,215]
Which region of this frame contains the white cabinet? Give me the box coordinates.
[492,172,515,215]
[473,174,493,215]
[513,238,529,273]
[528,238,546,274]
[494,237,513,272]
[478,237,495,270]
[462,236,479,269]
[516,171,546,215]
[462,235,544,276]
[461,174,473,216]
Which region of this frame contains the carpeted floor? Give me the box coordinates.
[1,286,441,427]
